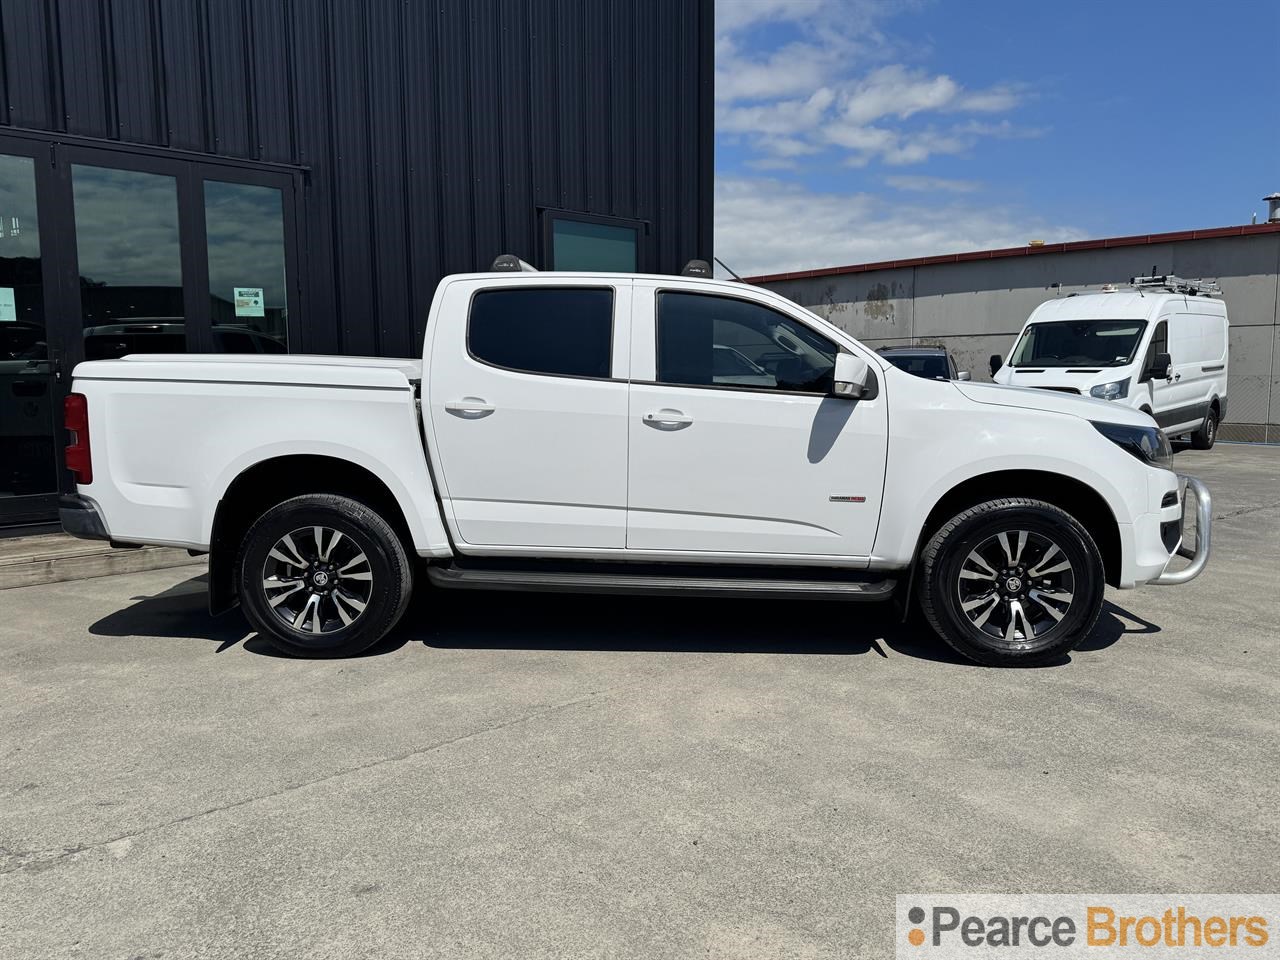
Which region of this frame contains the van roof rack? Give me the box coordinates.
[1128,274,1221,297]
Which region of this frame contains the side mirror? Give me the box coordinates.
[832,352,872,400]
[1143,351,1173,382]
[957,371,971,381]
[989,354,1003,376]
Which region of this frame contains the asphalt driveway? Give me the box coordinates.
[2,444,1277,959]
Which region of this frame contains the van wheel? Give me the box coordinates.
[918,499,1105,667]
[237,494,413,658]
[1190,408,1217,449]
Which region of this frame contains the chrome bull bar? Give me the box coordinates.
[1151,475,1211,586]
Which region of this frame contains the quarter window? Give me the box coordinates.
[469,287,613,378]
[1144,320,1169,372]
[656,292,837,394]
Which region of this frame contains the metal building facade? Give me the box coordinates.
[751,224,1280,443]
[0,0,714,357]
[0,0,713,529]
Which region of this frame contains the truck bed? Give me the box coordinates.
[67,352,446,555]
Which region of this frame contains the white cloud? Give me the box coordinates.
[883,174,981,193]
[712,2,1060,276]
[713,176,1085,277]
[715,41,832,103]
[839,65,960,125]
[717,88,836,138]
[713,0,1033,168]
[715,0,831,35]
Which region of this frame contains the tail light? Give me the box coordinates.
[64,393,93,484]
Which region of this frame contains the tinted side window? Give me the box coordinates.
[469,287,613,378]
[657,292,836,393]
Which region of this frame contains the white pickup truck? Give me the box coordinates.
[59,262,1211,666]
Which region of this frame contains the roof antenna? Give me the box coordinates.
[714,256,744,282]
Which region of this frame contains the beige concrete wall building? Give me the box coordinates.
[750,223,1280,443]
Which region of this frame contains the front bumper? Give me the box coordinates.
[1150,475,1211,585]
[59,494,111,541]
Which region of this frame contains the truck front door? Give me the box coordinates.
[625,285,888,559]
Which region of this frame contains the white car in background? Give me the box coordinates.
[59,261,1211,667]
[991,276,1228,449]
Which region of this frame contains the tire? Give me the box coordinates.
[237,494,413,658]
[1190,407,1217,450]
[918,498,1105,667]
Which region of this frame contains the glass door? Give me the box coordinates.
[69,161,190,360]
[57,146,300,361]
[202,176,292,354]
[0,138,61,527]
[0,133,302,529]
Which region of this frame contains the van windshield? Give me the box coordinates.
[1009,320,1146,368]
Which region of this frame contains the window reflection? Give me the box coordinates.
[205,180,288,352]
[72,165,185,360]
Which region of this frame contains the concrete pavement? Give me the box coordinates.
[2,444,1277,959]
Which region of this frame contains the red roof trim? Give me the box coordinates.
[744,222,1280,284]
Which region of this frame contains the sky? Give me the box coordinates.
[713,0,1280,277]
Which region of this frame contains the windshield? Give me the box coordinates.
[883,353,951,380]
[1009,320,1146,368]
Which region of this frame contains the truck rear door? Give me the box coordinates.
[425,278,632,549]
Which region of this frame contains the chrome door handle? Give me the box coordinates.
[643,409,693,430]
[444,397,495,418]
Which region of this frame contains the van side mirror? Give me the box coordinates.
[832,352,872,400]
[1143,351,1172,382]
[957,371,971,381]
[989,354,1003,376]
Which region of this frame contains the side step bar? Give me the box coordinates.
[427,559,898,601]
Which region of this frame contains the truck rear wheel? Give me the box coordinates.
[237,494,413,658]
[918,498,1105,667]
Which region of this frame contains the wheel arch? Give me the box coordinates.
[208,455,418,615]
[912,469,1121,589]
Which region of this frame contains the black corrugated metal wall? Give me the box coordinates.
[0,0,714,357]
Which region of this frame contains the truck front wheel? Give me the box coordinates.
[237,494,413,658]
[918,499,1105,667]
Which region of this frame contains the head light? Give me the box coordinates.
[1090,378,1130,400]
[1091,420,1173,471]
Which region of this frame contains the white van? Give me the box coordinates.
[991,277,1228,449]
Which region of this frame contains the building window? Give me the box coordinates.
[205,180,289,353]
[468,287,613,378]
[73,166,187,360]
[656,292,837,394]
[546,213,640,272]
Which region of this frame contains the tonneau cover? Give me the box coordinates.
[71,354,422,390]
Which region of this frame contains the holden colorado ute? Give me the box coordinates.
[59,260,1211,667]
